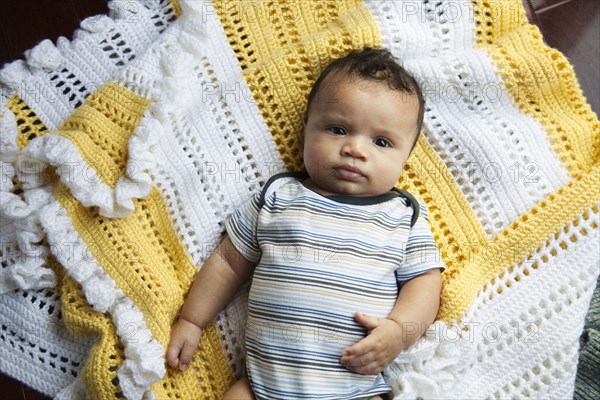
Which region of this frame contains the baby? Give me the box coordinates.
[167,47,444,400]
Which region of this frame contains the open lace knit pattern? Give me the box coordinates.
[1,0,598,398]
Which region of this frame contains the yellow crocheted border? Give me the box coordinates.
[60,82,152,187]
[50,86,235,398]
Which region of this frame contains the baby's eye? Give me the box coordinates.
[374,137,391,148]
[328,126,347,136]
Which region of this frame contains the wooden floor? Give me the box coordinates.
[0,0,598,398]
[522,0,600,114]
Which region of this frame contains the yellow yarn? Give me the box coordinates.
[49,80,234,398]
[6,95,49,150]
[473,0,599,176]
[216,0,381,171]
[61,272,125,399]
[399,139,487,297]
[167,0,182,18]
[59,82,152,187]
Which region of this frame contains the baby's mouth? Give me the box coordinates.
[333,165,365,181]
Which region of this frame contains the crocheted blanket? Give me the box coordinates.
[1,0,598,398]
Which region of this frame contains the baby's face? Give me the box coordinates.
[302,73,420,197]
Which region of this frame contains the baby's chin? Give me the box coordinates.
[312,180,388,197]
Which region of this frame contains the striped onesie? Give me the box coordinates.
[226,177,443,399]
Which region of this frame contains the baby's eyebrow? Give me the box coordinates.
[373,126,401,138]
[320,111,351,124]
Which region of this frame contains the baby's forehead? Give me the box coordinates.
[317,71,416,100]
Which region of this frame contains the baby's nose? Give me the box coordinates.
[341,136,368,160]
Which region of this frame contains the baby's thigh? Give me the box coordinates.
[223,377,254,400]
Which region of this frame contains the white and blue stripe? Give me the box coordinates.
[226,179,443,399]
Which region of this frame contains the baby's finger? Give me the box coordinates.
[341,348,376,369]
[342,354,383,375]
[349,360,385,375]
[166,339,183,369]
[178,340,197,371]
[353,311,382,332]
[342,338,372,358]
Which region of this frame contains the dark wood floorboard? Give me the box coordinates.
[0,1,598,398]
[0,0,108,65]
[534,0,600,114]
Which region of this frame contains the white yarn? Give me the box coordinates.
[24,39,63,70]
[0,0,178,396]
[384,207,599,399]
[215,287,250,380]
[0,105,19,163]
[0,288,93,397]
[18,133,148,218]
[0,185,55,293]
[384,321,464,399]
[54,376,88,400]
[120,7,284,267]
[39,200,165,400]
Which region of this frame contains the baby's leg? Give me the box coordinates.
[223,377,254,400]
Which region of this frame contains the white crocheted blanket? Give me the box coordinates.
[1,1,598,399]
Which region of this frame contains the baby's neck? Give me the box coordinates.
[301,178,390,198]
[301,178,334,196]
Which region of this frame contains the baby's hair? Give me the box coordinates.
[305,47,424,148]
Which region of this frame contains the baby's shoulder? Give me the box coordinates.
[258,172,307,207]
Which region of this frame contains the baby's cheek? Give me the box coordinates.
[304,147,326,172]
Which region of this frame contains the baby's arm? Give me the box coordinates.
[166,235,255,371]
[341,268,442,375]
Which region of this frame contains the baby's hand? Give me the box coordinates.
[166,318,203,371]
[340,312,404,375]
